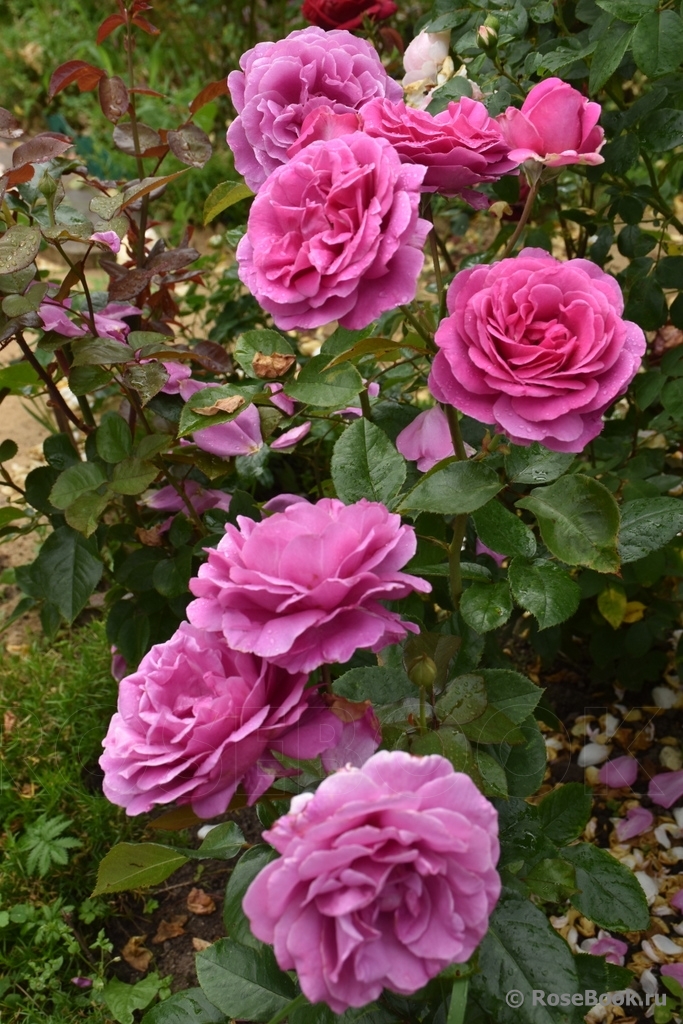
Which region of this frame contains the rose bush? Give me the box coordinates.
[429,249,646,451]
[301,0,397,31]
[243,751,501,1011]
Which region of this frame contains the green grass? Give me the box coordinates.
[0,619,147,1023]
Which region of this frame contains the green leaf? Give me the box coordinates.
[655,256,683,289]
[65,491,109,538]
[193,822,245,861]
[632,10,683,76]
[141,989,227,1024]
[478,669,544,725]
[496,716,547,797]
[411,726,473,772]
[284,355,363,408]
[331,419,406,506]
[400,460,502,515]
[178,383,260,437]
[122,361,170,405]
[639,109,683,152]
[234,329,295,378]
[472,500,536,558]
[538,783,593,845]
[435,673,488,726]
[516,475,620,573]
[93,842,188,895]
[461,704,525,745]
[196,938,296,1022]
[0,362,40,392]
[426,76,473,114]
[1,282,48,317]
[96,412,133,463]
[563,843,650,932]
[153,550,193,599]
[137,433,173,459]
[110,458,158,495]
[619,497,683,562]
[203,180,253,223]
[68,364,112,396]
[508,558,580,629]
[48,463,106,510]
[471,890,581,1024]
[104,975,165,1024]
[223,846,279,947]
[526,858,578,902]
[473,749,509,798]
[333,666,414,704]
[504,444,574,485]
[595,0,655,21]
[0,439,18,462]
[597,583,627,628]
[71,336,133,366]
[0,507,26,528]
[460,581,513,633]
[0,225,41,274]
[589,20,634,93]
[31,526,102,623]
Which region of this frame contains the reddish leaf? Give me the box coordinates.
[109,268,153,301]
[5,164,36,187]
[121,170,188,210]
[167,124,212,169]
[147,248,200,274]
[129,87,166,98]
[48,61,105,100]
[98,76,129,123]
[0,108,23,141]
[132,15,160,35]
[112,122,161,156]
[189,79,229,115]
[193,341,233,373]
[97,13,125,44]
[12,133,72,169]
[131,0,153,11]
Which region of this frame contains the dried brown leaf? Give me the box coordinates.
[187,888,216,915]
[193,395,244,417]
[152,915,188,944]
[121,935,152,972]
[252,352,296,380]
[192,937,213,951]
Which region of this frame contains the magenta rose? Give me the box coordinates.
[187,497,431,673]
[100,622,343,818]
[227,27,403,192]
[497,78,604,169]
[243,750,501,1011]
[302,0,397,31]
[361,98,517,204]
[428,249,646,452]
[236,133,430,331]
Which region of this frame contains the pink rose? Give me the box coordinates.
[360,98,516,203]
[396,406,455,471]
[428,249,646,453]
[187,497,431,673]
[403,30,451,82]
[497,78,604,169]
[178,379,264,458]
[227,27,403,192]
[243,750,501,1012]
[38,297,138,343]
[302,0,397,32]
[100,622,343,817]
[321,697,381,772]
[237,133,429,331]
[159,360,192,395]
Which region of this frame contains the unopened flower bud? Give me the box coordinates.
[38,170,58,201]
[406,653,438,689]
[477,16,499,53]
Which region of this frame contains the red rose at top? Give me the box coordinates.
[302,0,397,31]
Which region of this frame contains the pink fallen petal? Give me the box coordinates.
[588,933,628,967]
[599,755,639,789]
[270,422,311,451]
[160,361,192,394]
[71,977,93,989]
[266,382,296,416]
[671,889,683,911]
[649,770,683,808]
[615,805,654,842]
[476,539,506,567]
[90,230,121,253]
[662,964,683,985]
[321,700,381,772]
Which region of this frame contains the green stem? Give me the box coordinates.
[359,387,373,421]
[125,13,149,266]
[400,305,433,347]
[429,226,446,322]
[500,177,541,259]
[641,151,683,234]
[419,686,428,734]
[264,992,308,1024]
[448,514,468,612]
[444,404,468,461]
[15,332,87,434]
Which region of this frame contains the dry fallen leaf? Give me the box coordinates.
[135,526,165,547]
[193,395,244,416]
[192,937,213,952]
[252,351,296,379]
[187,887,216,915]
[3,710,17,736]
[121,935,152,972]
[152,915,188,944]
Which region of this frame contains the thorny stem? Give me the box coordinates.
[15,332,88,434]
[500,177,541,259]
[125,12,149,266]
[443,405,468,611]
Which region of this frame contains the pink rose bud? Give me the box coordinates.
[243,751,501,1012]
[497,78,605,169]
[477,17,499,51]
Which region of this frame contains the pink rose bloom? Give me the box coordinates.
[145,479,232,517]
[649,770,683,808]
[614,805,653,842]
[583,931,628,966]
[428,249,646,453]
[38,297,138,344]
[178,379,264,459]
[396,406,455,471]
[243,751,501,1012]
[90,230,121,253]
[497,78,604,169]
[403,30,451,83]
[287,107,362,158]
[270,422,312,451]
[321,699,381,772]
[227,26,403,192]
[599,755,638,789]
[160,361,192,395]
[361,98,516,204]
[237,134,429,331]
[187,497,431,673]
[100,622,343,817]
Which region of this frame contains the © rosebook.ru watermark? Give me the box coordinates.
[505,990,667,1008]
